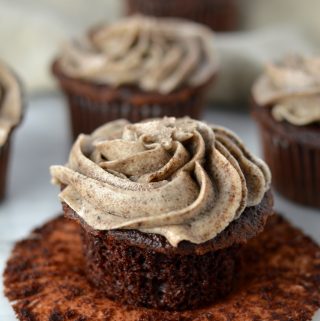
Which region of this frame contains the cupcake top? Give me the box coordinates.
[57,15,218,94]
[0,61,22,147]
[51,117,271,247]
[252,55,320,126]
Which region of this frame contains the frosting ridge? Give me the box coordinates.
[51,117,271,246]
[58,15,218,94]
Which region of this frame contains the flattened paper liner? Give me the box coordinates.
[4,214,320,321]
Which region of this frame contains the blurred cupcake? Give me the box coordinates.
[50,117,272,311]
[0,61,24,201]
[126,0,238,31]
[52,15,218,140]
[252,55,320,208]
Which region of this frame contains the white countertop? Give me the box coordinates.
[0,95,319,320]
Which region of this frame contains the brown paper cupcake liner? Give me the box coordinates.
[4,213,320,321]
[0,136,11,201]
[52,61,214,140]
[126,0,238,31]
[253,104,320,208]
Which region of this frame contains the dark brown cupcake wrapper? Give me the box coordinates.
[52,61,214,140]
[252,104,320,208]
[258,123,320,207]
[0,137,12,201]
[126,0,238,31]
[66,91,204,140]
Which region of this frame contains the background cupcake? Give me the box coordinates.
[0,61,24,201]
[252,55,320,208]
[52,15,219,140]
[125,0,239,32]
[50,117,272,310]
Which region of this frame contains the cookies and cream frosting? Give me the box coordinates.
[252,55,320,126]
[51,117,271,247]
[0,62,22,147]
[58,15,218,94]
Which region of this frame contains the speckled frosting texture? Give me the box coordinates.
[252,55,320,126]
[51,117,271,247]
[0,62,22,147]
[58,15,218,94]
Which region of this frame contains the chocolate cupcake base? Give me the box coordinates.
[64,191,273,311]
[4,213,320,321]
[83,231,240,311]
[126,0,238,32]
[252,104,320,208]
[0,137,12,201]
[52,61,214,140]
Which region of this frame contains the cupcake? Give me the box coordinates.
[50,117,272,310]
[126,0,239,32]
[52,15,218,140]
[0,61,24,201]
[252,55,320,208]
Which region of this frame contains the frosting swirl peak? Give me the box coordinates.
[51,118,271,246]
[58,15,218,94]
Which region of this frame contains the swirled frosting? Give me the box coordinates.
[0,61,22,147]
[58,15,218,94]
[50,117,271,247]
[253,55,320,126]
[272,95,320,126]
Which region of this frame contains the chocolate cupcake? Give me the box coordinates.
[0,61,24,201]
[126,0,239,32]
[252,55,320,208]
[52,16,218,140]
[50,117,272,311]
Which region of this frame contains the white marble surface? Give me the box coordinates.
[0,95,319,320]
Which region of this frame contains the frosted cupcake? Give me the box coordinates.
[252,55,320,208]
[50,117,272,310]
[0,61,24,201]
[52,15,218,140]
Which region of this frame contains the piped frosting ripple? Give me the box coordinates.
[58,15,218,94]
[51,117,271,247]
